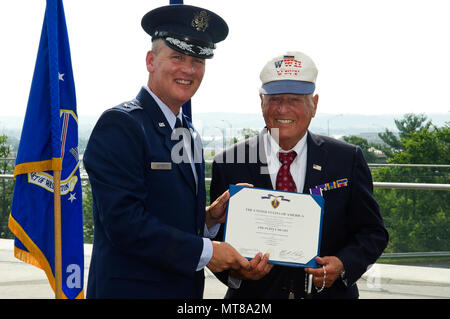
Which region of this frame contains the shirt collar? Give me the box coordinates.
[266,130,308,159]
[143,85,183,129]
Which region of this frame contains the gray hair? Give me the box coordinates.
[151,39,165,56]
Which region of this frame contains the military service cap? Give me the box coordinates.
[141,4,228,59]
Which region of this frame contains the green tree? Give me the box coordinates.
[394,122,449,165]
[82,180,94,243]
[377,113,429,159]
[342,135,378,163]
[0,134,14,238]
[373,121,449,253]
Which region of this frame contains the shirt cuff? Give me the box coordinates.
[203,222,220,239]
[196,238,213,271]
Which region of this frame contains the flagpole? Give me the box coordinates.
[54,169,63,299]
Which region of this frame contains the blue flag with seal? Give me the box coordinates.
[8,0,84,299]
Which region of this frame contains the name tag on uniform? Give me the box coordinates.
[151,162,172,170]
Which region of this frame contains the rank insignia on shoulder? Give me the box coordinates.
[115,100,143,112]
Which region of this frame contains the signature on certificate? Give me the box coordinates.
[279,249,304,260]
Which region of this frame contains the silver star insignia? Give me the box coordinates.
[68,193,76,203]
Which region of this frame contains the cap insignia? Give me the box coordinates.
[191,11,210,32]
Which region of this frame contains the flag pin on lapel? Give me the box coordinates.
[313,164,322,171]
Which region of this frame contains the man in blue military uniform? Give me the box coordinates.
[83,4,251,299]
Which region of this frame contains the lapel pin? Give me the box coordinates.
[313,164,322,171]
[158,122,165,127]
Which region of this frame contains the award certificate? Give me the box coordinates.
[224,185,324,268]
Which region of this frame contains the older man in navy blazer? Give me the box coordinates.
[210,51,389,299]
[83,5,250,299]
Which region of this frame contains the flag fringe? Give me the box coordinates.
[8,214,84,299]
[13,158,62,178]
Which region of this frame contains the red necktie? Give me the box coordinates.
[276,151,297,192]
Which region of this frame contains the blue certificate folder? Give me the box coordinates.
[223,184,324,268]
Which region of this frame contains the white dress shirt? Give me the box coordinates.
[264,131,308,193]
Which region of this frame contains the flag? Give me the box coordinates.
[8,0,84,299]
[170,0,192,119]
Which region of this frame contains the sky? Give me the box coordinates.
[1,0,450,119]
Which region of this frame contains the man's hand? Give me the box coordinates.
[206,241,251,273]
[205,189,229,228]
[206,183,253,228]
[230,252,273,280]
[305,256,345,288]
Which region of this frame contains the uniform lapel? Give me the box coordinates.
[135,88,174,152]
[184,116,203,182]
[249,129,273,189]
[303,131,328,194]
[184,114,204,194]
[135,88,197,193]
[184,114,206,234]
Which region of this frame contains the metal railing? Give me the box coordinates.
[373,182,450,191]
[381,251,450,258]
[368,163,450,168]
[1,173,450,191]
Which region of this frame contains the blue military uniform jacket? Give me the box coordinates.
[83,87,206,298]
[211,130,389,299]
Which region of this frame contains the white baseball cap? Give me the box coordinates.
[259,51,318,95]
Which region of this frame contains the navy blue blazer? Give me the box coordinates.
[83,88,206,298]
[210,130,388,299]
